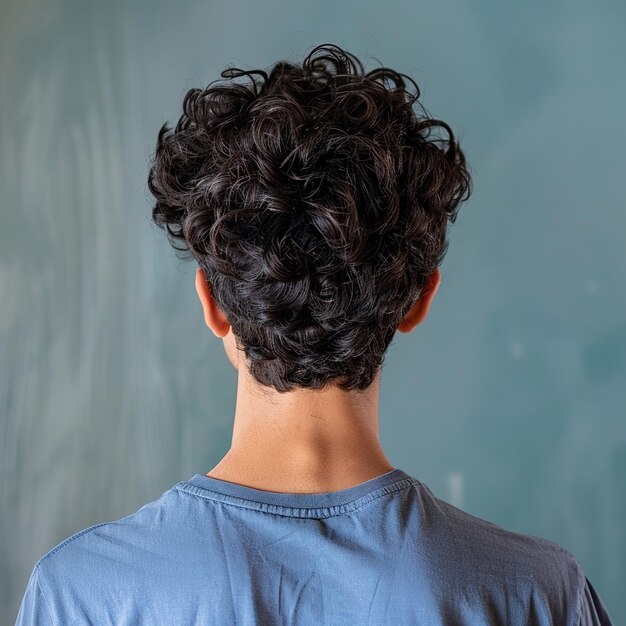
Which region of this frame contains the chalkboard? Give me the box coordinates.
[2,0,624,622]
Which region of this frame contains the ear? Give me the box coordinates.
[396,267,442,333]
[195,267,231,338]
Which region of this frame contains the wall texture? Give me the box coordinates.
[1,0,625,622]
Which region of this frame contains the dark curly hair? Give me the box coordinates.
[147,43,472,393]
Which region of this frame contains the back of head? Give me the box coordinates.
[147,43,472,394]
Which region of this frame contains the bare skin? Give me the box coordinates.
[195,266,441,494]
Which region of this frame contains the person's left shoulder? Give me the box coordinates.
[18,482,192,624]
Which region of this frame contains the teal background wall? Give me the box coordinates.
[2,0,625,622]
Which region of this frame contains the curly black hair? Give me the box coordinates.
[147,43,472,393]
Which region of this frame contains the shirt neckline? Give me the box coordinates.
[176,468,417,517]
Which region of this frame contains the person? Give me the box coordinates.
[15,43,613,625]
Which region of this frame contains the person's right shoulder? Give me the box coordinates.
[413,481,614,625]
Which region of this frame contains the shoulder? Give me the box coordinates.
[36,483,182,568]
[24,483,198,623]
[32,483,191,593]
[413,480,587,624]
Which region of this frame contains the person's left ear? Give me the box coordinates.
[195,267,230,338]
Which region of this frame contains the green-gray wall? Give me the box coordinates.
[2,0,624,622]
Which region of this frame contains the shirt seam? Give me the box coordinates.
[35,522,111,567]
[573,556,585,626]
[174,477,418,518]
[35,563,57,626]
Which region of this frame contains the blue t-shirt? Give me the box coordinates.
[15,468,613,625]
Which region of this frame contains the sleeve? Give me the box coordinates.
[576,573,614,626]
[14,564,55,626]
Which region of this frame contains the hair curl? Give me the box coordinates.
[147,43,472,393]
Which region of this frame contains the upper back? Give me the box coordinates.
[16,468,611,625]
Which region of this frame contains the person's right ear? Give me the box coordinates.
[396,267,442,333]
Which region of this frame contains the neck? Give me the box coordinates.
[206,368,394,493]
